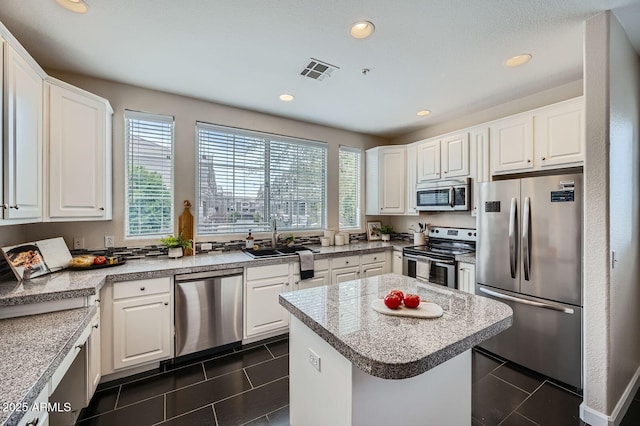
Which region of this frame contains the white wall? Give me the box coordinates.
[18,71,387,249]
[582,10,640,422]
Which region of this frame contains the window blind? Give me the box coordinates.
[196,122,327,235]
[124,110,175,237]
[339,146,361,230]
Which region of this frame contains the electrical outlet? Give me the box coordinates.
[201,242,213,251]
[73,237,84,249]
[308,348,321,372]
[104,236,115,248]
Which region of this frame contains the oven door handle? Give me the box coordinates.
[404,254,455,265]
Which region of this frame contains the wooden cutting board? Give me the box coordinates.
[371,299,443,319]
[178,200,194,256]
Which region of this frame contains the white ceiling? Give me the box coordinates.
[1,0,639,137]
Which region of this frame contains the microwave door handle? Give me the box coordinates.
[449,186,455,208]
[509,197,518,279]
[523,196,531,281]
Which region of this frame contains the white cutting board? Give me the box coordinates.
[371,299,443,319]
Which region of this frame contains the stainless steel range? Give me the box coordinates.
[402,227,476,288]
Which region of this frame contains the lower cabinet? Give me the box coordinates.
[360,252,387,278]
[294,258,330,290]
[245,264,290,339]
[100,277,173,376]
[331,265,360,283]
[392,250,403,274]
[457,262,476,294]
[86,306,101,402]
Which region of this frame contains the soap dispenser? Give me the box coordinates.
[245,230,255,249]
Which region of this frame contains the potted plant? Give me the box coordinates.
[379,225,393,241]
[283,234,295,247]
[160,234,191,258]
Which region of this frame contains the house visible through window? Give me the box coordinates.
[124,110,174,238]
[196,122,327,234]
[339,146,361,230]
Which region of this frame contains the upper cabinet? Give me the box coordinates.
[469,126,490,216]
[416,132,469,182]
[366,146,406,215]
[491,97,584,175]
[45,78,113,221]
[2,42,45,222]
[405,143,418,215]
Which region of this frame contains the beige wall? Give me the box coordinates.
[583,10,640,421]
[18,71,387,249]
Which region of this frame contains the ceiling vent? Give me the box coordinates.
[300,58,339,81]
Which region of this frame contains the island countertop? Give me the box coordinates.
[279,273,512,380]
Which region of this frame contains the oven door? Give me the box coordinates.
[403,254,456,289]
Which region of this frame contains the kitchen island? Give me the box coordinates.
[279,273,512,426]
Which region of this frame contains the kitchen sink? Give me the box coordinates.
[242,246,318,258]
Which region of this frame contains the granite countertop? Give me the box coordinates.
[455,253,476,264]
[0,306,96,426]
[0,242,411,307]
[279,273,512,380]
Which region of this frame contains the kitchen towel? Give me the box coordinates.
[298,250,315,280]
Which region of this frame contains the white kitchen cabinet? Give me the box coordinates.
[490,97,584,175]
[416,138,441,181]
[457,262,476,294]
[490,115,534,174]
[245,264,290,339]
[360,252,387,278]
[392,250,403,274]
[294,258,330,290]
[86,305,101,403]
[45,78,113,221]
[441,132,470,178]
[534,97,584,168]
[2,43,44,221]
[470,126,490,216]
[417,133,469,182]
[331,265,360,284]
[405,143,418,215]
[106,277,173,371]
[365,146,406,215]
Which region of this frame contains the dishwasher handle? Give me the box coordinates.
[175,268,243,282]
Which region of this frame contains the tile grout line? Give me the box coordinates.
[114,384,122,410]
[212,403,220,426]
[489,372,539,395]
[496,379,548,426]
[243,367,255,388]
[202,361,208,381]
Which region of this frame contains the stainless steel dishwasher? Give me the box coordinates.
[174,268,243,358]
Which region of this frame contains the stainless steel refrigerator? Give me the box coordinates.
[476,173,582,389]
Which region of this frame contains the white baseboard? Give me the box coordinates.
[580,365,640,426]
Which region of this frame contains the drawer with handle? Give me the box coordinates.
[361,252,385,265]
[330,255,360,269]
[113,277,171,300]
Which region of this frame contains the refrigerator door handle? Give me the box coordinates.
[478,287,575,314]
[523,196,531,281]
[508,198,518,278]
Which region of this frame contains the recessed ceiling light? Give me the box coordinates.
[506,54,532,68]
[417,110,431,117]
[350,21,375,39]
[279,94,295,102]
[55,0,88,13]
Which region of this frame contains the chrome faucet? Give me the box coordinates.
[271,218,279,248]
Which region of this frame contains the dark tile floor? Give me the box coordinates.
[77,336,638,426]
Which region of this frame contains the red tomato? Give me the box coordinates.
[384,293,402,309]
[403,294,421,308]
[388,290,404,302]
[93,255,107,265]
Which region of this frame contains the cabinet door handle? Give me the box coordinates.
[527,159,531,163]
[140,287,145,291]
[0,204,7,210]
[93,324,99,329]
[25,418,39,426]
[285,281,289,286]
[345,261,349,264]
[99,207,105,211]
[9,204,19,210]
[373,257,377,261]
[164,302,169,306]
[541,157,546,161]
[76,344,84,350]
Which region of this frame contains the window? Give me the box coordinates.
[124,110,174,238]
[196,122,327,234]
[339,146,361,230]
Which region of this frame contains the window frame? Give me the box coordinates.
[195,122,328,236]
[124,110,175,239]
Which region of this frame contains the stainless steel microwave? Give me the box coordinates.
[416,178,470,211]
